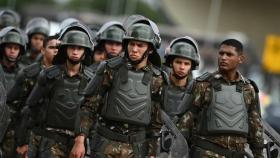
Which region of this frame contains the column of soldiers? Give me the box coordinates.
[0,8,276,158]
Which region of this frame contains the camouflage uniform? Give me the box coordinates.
[24,23,94,158]
[76,18,165,158]
[178,71,264,158]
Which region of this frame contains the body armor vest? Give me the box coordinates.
[4,71,16,92]
[198,83,248,135]
[163,80,194,123]
[102,65,152,125]
[0,81,10,142]
[45,73,85,131]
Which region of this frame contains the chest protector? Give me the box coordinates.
[198,81,248,135]
[163,80,194,122]
[101,65,152,125]
[45,73,86,131]
[4,71,16,92]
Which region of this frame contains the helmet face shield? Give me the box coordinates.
[96,21,125,44]
[0,10,20,28]
[25,17,49,37]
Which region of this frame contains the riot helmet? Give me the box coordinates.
[0,9,20,29]
[25,17,49,37]
[96,21,125,44]
[52,23,93,66]
[123,17,162,67]
[164,36,200,70]
[0,26,26,60]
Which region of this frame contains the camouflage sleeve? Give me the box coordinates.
[245,84,264,158]
[177,81,211,139]
[77,66,113,137]
[147,75,164,156]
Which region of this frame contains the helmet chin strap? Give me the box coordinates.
[128,50,150,66]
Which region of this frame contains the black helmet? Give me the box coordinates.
[96,21,125,44]
[124,17,161,67]
[0,9,20,29]
[53,23,94,66]
[165,36,200,70]
[0,26,26,59]
[25,17,49,37]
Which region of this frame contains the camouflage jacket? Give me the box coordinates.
[178,71,264,158]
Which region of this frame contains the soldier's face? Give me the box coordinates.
[127,40,149,61]
[104,41,123,57]
[172,57,192,78]
[30,33,45,52]
[218,44,244,72]
[93,50,107,63]
[67,45,85,62]
[42,39,59,64]
[4,43,20,62]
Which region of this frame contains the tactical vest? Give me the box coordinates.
[0,81,10,142]
[4,71,16,92]
[198,76,249,136]
[44,66,91,131]
[163,80,194,123]
[101,64,153,126]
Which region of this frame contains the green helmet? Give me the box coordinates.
[53,24,93,65]
[25,17,49,37]
[96,21,125,44]
[124,18,162,67]
[123,14,146,31]
[0,9,20,29]
[0,26,26,58]
[165,36,200,70]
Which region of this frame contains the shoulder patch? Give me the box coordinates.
[248,79,259,93]
[196,72,212,82]
[107,56,124,69]
[45,65,61,79]
[23,63,41,78]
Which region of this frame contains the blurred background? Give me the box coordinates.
[1,0,280,132]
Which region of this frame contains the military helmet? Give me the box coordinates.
[0,26,26,57]
[124,17,162,67]
[165,36,200,70]
[59,18,79,34]
[25,17,49,37]
[0,9,20,29]
[96,21,125,44]
[53,23,93,65]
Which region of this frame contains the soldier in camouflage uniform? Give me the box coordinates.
[162,36,200,124]
[70,17,166,158]
[20,17,49,67]
[6,35,59,157]
[178,39,264,158]
[22,23,94,158]
[0,9,20,30]
[0,26,26,158]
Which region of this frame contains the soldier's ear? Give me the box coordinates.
[238,54,245,64]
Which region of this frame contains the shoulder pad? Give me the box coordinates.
[23,63,41,78]
[45,65,61,79]
[150,65,161,76]
[96,61,107,75]
[196,72,212,82]
[107,56,123,69]
[248,79,259,93]
[161,70,170,85]
[83,66,95,80]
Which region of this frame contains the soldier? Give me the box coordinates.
[178,39,264,158]
[0,26,26,92]
[20,17,49,67]
[22,24,94,158]
[162,36,200,124]
[70,17,166,158]
[6,35,60,156]
[0,9,20,30]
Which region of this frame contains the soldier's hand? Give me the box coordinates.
[70,135,85,158]
[16,145,28,158]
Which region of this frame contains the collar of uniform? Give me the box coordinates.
[63,64,84,78]
[0,60,19,72]
[126,61,151,72]
[214,70,246,83]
